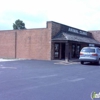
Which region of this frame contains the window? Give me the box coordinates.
[81,48,95,53]
[98,49,100,53]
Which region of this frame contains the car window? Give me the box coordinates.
[81,48,95,53]
[98,49,100,53]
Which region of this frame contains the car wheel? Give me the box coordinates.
[96,59,100,65]
[81,61,84,64]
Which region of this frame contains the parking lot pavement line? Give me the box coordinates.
[62,77,85,82]
[37,74,58,79]
[0,66,17,69]
[68,78,85,82]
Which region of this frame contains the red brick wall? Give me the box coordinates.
[16,28,51,60]
[89,31,100,42]
[0,22,52,60]
[0,31,15,58]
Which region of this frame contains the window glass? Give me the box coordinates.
[81,48,95,53]
[98,49,100,53]
[54,43,60,58]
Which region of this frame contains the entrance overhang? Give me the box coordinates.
[52,32,100,45]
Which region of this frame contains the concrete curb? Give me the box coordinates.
[0,58,26,62]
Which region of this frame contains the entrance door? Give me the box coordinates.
[72,44,76,58]
[76,44,81,58]
[72,44,81,58]
[61,43,65,59]
[54,43,60,59]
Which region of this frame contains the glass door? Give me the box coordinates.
[76,44,81,58]
[72,44,76,58]
[54,43,60,59]
[72,44,81,58]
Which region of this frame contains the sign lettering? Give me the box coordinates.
[68,28,87,35]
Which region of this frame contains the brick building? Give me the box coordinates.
[89,31,100,43]
[0,21,100,61]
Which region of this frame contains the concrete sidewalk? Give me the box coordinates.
[69,59,80,62]
[54,59,80,65]
[54,59,80,63]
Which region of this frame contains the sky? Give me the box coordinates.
[0,0,100,31]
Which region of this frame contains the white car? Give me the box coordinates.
[79,47,100,65]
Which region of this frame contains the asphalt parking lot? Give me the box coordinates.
[0,59,100,100]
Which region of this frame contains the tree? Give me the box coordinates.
[13,19,26,30]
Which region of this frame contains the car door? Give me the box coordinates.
[98,48,100,59]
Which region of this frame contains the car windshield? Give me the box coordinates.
[81,48,95,53]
